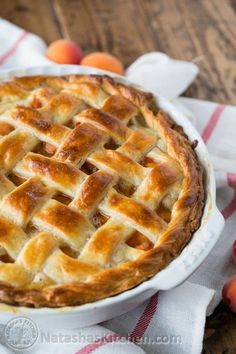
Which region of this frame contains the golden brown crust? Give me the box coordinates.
[0,74,204,307]
[55,123,107,165]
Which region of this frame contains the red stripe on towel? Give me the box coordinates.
[202,105,225,143]
[0,31,28,65]
[75,333,122,354]
[129,293,158,343]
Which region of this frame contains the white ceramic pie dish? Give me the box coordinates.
[0,65,224,330]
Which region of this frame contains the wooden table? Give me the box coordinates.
[1,0,236,353]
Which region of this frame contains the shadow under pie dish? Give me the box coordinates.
[0,71,205,308]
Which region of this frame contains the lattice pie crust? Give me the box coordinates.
[0,74,204,307]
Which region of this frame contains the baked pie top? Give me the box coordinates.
[0,74,204,307]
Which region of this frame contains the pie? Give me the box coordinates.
[0,74,204,307]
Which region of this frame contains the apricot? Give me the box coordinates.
[222,275,236,313]
[81,52,124,75]
[47,39,83,64]
[232,240,236,264]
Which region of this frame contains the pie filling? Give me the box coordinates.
[0,74,204,307]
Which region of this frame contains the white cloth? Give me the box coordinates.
[126,52,199,100]
[0,19,235,354]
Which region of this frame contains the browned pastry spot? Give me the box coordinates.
[127,231,153,251]
[7,173,26,186]
[53,192,72,205]
[156,204,171,223]
[0,123,14,136]
[80,161,98,175]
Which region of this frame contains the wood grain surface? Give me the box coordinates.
[0,0,236,353]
